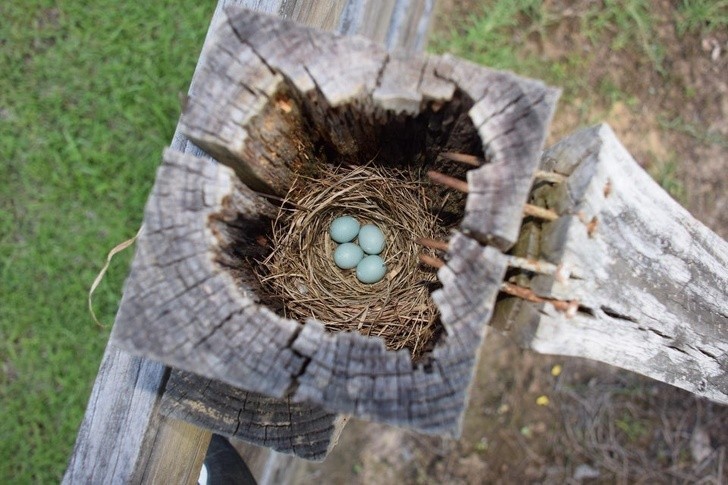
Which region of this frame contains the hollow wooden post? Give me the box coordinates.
[109,6,558,443]
[64,1,438,483]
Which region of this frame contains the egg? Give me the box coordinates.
[329,216,360,243]
[356,255,387,284]
[358,224,385,255]
[333,243,364,269]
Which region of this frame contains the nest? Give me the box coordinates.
[256,164,444,359]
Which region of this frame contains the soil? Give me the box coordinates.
[293,2,727,483]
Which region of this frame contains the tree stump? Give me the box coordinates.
[110,5,559,452]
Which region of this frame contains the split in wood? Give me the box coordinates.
[427,171,560,222]
[416,238,570,283]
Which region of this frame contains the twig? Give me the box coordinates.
[415,238,570,282]
[439,151,482,167]
[418,253,445,269]
[428,170,560,221]
[416,237,449,252]
[523,203,559,222]
[427,170,468,193]
[500,282,578,316]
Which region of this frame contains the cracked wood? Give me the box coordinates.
[65,0,438,480]
[493,124,728,404]
[111,7,557,438]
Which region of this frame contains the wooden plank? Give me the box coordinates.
[137,417,210,485]
[493,123,728,404]
[63,348,170,484]
[65,1,438,482]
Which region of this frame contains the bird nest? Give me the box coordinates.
[255,164,444,359]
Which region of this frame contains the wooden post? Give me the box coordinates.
[492,123,728,404]
[109,7,558,441]
[64,1,437,483]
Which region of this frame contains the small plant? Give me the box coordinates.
[582,0,665,75]
[650,156,687,204]
[615,414,649,443]
[676,0,728,35]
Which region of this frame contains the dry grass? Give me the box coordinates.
[256,164,444,359]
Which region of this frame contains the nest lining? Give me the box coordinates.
[256,164,445,359]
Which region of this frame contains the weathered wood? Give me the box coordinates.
[63,348,171,484]
[112,143,512,435]
[138,417,210,484]
[160,370,343,461]
[66,0,437,481]
[181,10,558,244]
[493,123,728,404]
[112,8,557,438]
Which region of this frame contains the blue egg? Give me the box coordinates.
[334,243,364,269]
[330,216,360,243]
[356,255,387,284]
[358,224,385,255]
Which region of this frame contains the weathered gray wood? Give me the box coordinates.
[162,0,442,462]
[112,142,511,435]
[181,10,559,241]
[160,371,343,461]
[66,0,437,481]
[63,348,171,484]
[493,123,728,404]
[112,8,557,437]
[436,55,561,250]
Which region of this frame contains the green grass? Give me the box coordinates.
[649,156,687,203]
[582,0,665,74]
[0,0,214,481]
[676,0,728,35]
[430,0,556,86]
[430,0,664,102]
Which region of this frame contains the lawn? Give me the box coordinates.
[0,1,214,481]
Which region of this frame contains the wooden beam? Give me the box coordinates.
[137,417,210,485]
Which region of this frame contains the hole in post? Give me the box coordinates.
[209,77,484,361]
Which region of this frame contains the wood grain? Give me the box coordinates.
[65,0,437,481]
[160,371,343,461]
[112,144,510,435]
[494,123,728,404]
[137,417,210,485]
[110,6,559,440]
[63,348,170,484]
